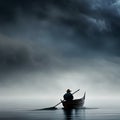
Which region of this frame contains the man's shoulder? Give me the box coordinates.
[64,93,67,96]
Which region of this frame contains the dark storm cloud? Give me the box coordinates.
[0,0,120,56]
[0,0,120,90]
[0,0,90,21]
[0,0,90,71]
[0,35,55,72]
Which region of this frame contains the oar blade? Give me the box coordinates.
[34,107,57,111]
[41,107,57,110]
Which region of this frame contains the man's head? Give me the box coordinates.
[66,89,71,93]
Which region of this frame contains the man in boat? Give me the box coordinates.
[63,89,74,101]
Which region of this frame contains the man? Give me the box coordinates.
[63,89,74,101]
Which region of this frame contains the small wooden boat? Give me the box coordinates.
[61,92,86,109]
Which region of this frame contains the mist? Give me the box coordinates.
[0,0,120,109]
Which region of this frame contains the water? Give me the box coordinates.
[0,98,120,120]
[0,108,120,120]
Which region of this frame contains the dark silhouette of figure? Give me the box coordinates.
[63,89,73,101]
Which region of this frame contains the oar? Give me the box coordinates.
[40,89,80,110]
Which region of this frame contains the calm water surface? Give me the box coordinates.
[0,108,120,120]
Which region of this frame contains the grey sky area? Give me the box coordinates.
[0,0,120,99]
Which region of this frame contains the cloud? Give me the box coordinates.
[0,0,120,56]
[0,0,120,97]
[0,34,58,71]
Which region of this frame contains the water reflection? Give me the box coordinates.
[63,109,86,120]
[63,109,73,120]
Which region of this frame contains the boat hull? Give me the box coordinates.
[62,92,86,109]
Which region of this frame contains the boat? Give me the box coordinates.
[61,92,86,109]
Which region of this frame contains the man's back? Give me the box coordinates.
[64,92,73,101]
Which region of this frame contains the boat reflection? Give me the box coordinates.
[63,109,73,120]
[63,108,86,120]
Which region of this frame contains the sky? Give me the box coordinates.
[0,0,120,102]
